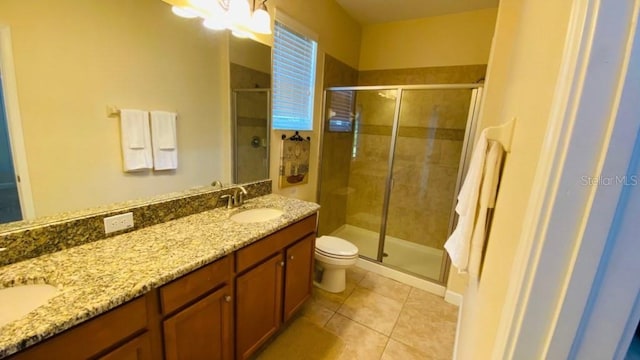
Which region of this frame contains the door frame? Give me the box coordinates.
[0,25,35,220]
[491,0,640,358]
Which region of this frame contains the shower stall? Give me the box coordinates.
[232,88,270,183]
[317,84,483,283]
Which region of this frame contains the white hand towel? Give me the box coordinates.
[468,140,504,278]
[120,109,152,171]
[150,111,178,170]
[444,130,489,272]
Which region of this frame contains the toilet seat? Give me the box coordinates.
[316,236,358,258]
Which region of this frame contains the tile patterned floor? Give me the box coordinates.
[261,267,459,360]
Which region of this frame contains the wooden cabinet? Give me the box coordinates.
[159,255,233,360]
[235,254,284,360]
[9,214,317,360]
[234,214,317,360]
[283,234,315,322]
[163,285,232,360]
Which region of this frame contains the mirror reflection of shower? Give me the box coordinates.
[318,84,483,283]
[232,88,270,183]
[228,34,272,184]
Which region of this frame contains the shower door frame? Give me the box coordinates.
[231,88,271,184]
[318,83,484,285]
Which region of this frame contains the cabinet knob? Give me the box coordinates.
[289,255,295,260]
[224,295,232,302]
[279,261,285,267]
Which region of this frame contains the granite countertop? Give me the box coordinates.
[0,194,319,358]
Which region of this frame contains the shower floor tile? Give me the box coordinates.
[256,268,459,360]
[331,224,443,280]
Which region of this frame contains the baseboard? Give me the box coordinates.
[445,290,463,306]
[355,258,446,296]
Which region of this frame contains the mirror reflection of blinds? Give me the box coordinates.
[328,90,354,132]
[272,21,317,131]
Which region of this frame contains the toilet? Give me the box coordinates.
[314,235,359,293]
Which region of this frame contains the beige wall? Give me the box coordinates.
[0,0,230,217]
[359,8,498,71]
[229,37,272,74]
[454,0,575,358]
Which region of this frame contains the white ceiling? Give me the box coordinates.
[335,0,500,25]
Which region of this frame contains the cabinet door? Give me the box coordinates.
[235,253,284,360]
[163,285,232,360]
[283,234,315,322]
[98,332,152,360]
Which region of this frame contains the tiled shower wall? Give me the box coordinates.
[230,63,270,183]
[320,61,487,250]
[317,55,359,236]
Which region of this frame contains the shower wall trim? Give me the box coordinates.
[377,88,404,261]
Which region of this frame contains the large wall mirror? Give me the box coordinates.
[0,0,232,223]
[229,36,271,184]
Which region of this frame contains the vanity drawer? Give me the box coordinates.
[159,255,232,315]
[235,214,317,273]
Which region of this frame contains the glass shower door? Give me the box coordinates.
[318,89,399,260]
[383,88,474,281]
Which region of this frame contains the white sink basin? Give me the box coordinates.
[0,284,59,327]
[230,208,284,223]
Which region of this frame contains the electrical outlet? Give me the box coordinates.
[103,212,134,234]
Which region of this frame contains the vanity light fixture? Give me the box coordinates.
[169,0,272,37]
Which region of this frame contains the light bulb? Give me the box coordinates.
[250,7,271,34]
[171,6,198,19]
[228,0,251,27]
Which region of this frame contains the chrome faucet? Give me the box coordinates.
[233,185,248,207]
[220,185,248,209]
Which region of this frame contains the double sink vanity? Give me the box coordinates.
[0,189,319,359]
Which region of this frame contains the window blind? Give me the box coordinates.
[328,90,354,132]
[272,20,317,130]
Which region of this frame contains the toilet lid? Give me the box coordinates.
[316,236,358,257]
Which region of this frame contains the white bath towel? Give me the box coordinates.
[467,140,504,278]
[120,109,152,172]
[444,130,488,272]
[150,111,178,170]
[444,129,505,276]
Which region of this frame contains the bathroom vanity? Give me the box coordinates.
[0,194,319,360]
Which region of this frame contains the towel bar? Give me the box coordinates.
[106,105,120,117]
[107,105,178,118]
[485,117,516,152]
